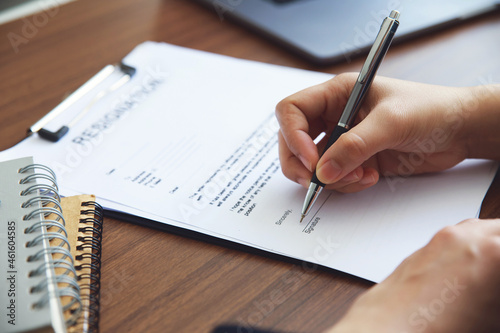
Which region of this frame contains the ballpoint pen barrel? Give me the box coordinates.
[299,11,399,222]
[337,83,366,128]
[362,22,399,84]
[301,124,348,221]
[339,19,399,127]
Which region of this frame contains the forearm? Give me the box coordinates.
[461,84,500,160]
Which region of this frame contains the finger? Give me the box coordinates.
[325,167,379,193]
[316,110,393,184]
[275,73,358,172]
[278,131,311,188]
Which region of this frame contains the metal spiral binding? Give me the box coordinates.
[75,200,103,333]
[18,163,83,327]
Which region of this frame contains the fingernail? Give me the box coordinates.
[317,160,342,183]
[342,168,361,183]
[298,154,312,172]
[359,173,376,186]
[297,178,309,188]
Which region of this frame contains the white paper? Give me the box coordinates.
[1,42,497,282]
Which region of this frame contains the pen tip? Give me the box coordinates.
[300,215,305,223]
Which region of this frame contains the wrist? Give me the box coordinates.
[460,84,500,160]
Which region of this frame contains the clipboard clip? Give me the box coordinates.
[28,63,136,142]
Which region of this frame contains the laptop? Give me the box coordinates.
[193,0,500,65]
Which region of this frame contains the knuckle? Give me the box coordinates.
[459,217,481,225]
[278,157,297,181]
[480,237,500,263]
[432,225,463,245]
[275,98,298,125]
[471,237,500,279]
[275,99,286,116]
[280,165,294,180]
[275,97,294,117]
[338,132,368,162]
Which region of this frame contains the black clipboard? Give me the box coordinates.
[28,63,136,142]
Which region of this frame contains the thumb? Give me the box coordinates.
[316,116,391,184]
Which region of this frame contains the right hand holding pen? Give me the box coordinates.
[275,73,499,193]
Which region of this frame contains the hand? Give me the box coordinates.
[325,218,500,333]
[275,74,499,193]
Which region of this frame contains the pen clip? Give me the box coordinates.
[358,10,400,84]
[28,63,136,142]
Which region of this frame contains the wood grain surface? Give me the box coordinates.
[0,1,499,332]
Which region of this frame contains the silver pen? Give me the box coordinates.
[300,10,400,222]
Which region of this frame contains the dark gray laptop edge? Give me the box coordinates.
[192,0,500,65]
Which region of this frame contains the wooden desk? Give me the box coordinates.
[1,1,499,332]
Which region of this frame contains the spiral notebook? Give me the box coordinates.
[0,156,103,333]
